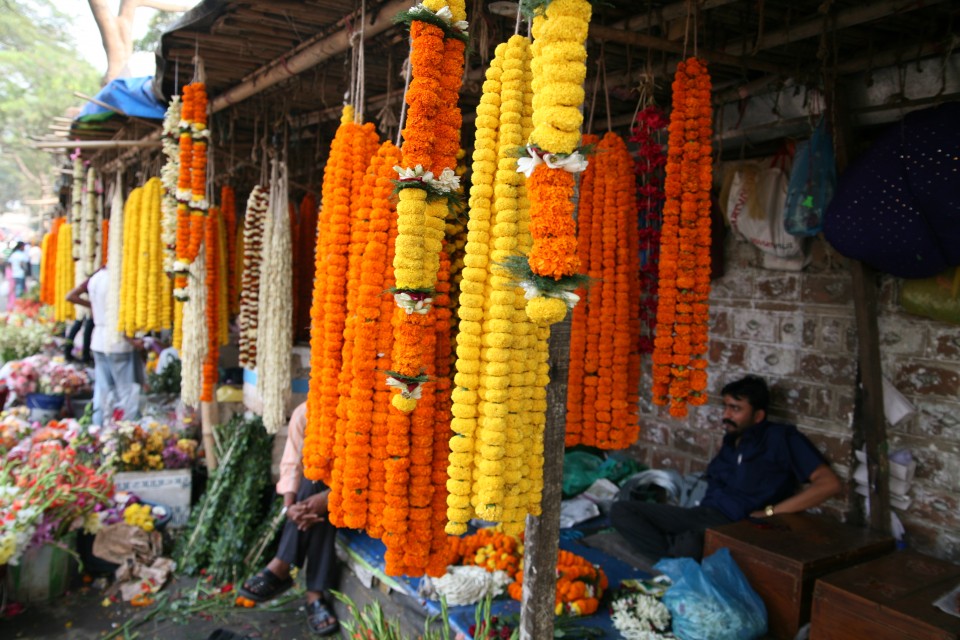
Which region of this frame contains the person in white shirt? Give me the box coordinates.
[67,266,141,425]
[28,242,42,286]
[7,242,29,298]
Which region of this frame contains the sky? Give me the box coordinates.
[65,0,202,76]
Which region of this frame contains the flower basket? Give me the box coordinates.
[4,534,77,602]
[25,392,65,422]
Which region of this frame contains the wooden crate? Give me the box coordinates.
[704,513,895,639]
[811,551,960,640]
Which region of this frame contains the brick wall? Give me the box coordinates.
[630,232,960,562]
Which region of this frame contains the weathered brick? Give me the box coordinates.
[746,345,798,377]
[779,317,803,346]
[801,274,854,306]
[709,339,746,368]
[817,316,853,352]
[798,353,857,386]
[908,487,959,528]
[908,447,960,490]
[878,316,927,355]
[927,327,960,359]
[733,310,780,342]
[912,400,960,441]
[637,421,671,447]
[836,392,856,424]
[709,309,731,337]
[805,430,854,468]
[710,271,755,300]
[770,383,812,418]
[672,427,716,459]
[756,273,800,300]
[894,363,960,397]
[755,301,802,312]
[802,319,818,348]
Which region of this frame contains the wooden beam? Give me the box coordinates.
[587,23,790,75]
[611,0,740,32]
[720,0,948,55]
[32,139,163,150]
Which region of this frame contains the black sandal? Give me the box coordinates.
[238,569,294,603]
[306,599,339,636]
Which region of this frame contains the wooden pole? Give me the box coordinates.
[826,60,891,534]
[201,400,220,471]
[520,316,571,639]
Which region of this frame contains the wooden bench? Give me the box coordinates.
[810,550,960,639]
[703,513,895,639]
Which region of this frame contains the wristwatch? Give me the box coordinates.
[764,504,775,517]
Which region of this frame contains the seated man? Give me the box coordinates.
[611,375,841,561]
[239,403,339,636]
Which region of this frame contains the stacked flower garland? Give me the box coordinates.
[53,222,75,322]
[117,178,170,335]
[104,178,126,350]
[160,96,182,275]
[387,0,467,413]
[180,246,208,408]
[39,218,64,306]
[201,206,221,403]
[76,164,100,319]
[173,81,209,299]
[651,58,713,417]
[255,162,293,433]
[565,132,641,450]
[303,105,379,483]
[507,0,592,327]
[447,34,548,537]
[238,186,268,369]
[630,106,669,355]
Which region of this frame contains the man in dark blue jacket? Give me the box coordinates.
[611,375,842,560]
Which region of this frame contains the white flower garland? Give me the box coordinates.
[515,145,589,178]
[610,592,674,640]
[180,247,208,408]
[160,96,182,273]
[256,160,292,434]
[421,565,511,606]
[238,185,268,370]
[105,174,126,348]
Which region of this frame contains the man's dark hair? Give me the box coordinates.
[13,241,24,251]
[721,375,770,413]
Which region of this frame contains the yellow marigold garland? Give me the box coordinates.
[54,222,75,322]
[652,58,713,417]
[118,187,143,334]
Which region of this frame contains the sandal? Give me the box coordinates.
[306,599,339,636]
[238,568,294,603]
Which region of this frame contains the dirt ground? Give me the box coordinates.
[3,575,345,640]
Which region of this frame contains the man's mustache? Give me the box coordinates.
[722,419,737,428]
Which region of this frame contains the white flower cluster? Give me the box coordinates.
[423,565,511,606]
[394,164,461,195]
[160,97,182,273]
[393,291,433,315]
[610,592,674,640]
[408,3,469,32]
[515,145,589,178]
[517,280,580,309]
[385,376,423,400]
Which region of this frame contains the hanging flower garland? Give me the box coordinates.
[303,106,379,482]
[238,185,268,370]
[161,96,181,274]
[180,246,208,408]
[388,0,467,413]
[118,187,142,335]
[630,106,668,355]
[256,162,293,433]
[40,218,64,306]
[201,206,220,403]
[104,176,126,350]
[652,58,713,417]
[447,34,544,536]
[54,222,75,322]
[504,0,592,327]
[173,81,209,298]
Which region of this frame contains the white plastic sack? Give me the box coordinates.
[726,162,805,260]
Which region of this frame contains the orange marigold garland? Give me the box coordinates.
[173,80,209,298]
[303,106,378,483]
[507,548,608,616]
[652,58,713,417]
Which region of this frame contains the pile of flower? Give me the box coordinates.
[610,577,677,640]
[101,420,199,472]
[0,320,52,364]
[4,354,91,399]
[0,436,112,566]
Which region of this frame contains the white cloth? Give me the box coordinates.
[28,245,42,270]
[92,350,141,425]
[88,268,131,354]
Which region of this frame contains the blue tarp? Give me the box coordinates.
[77,76,166,121]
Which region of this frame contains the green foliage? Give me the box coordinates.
[332,591,453,640]
[147,357,182,395]
[174,413,282,583]
[0,0,100,207]
[134,9,185,53]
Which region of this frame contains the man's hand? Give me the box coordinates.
[289,490,329,531]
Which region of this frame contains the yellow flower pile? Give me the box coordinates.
[124,503,155,532]
[447,35,546,536]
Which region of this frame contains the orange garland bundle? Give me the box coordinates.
[173,81,209,296]
[40,219,64,305]
[201,206,220,402]
[101,219,109,268]
[565,132,640,450]
[303,106,379,483]
[652,58,713,417]
[507,549,608,617]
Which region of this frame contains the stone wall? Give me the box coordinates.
[629,232,960,562]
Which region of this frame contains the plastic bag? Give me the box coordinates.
[654,548,767,640]
[784,118,836,236]
[562,451,641,498]
[900,267,960,325]
[725,160,804,260]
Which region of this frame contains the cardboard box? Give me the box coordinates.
[114,468,192,527]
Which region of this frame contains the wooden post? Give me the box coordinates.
[827,67,891,534]
[520,315,570,640]
[201,400,220,471]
